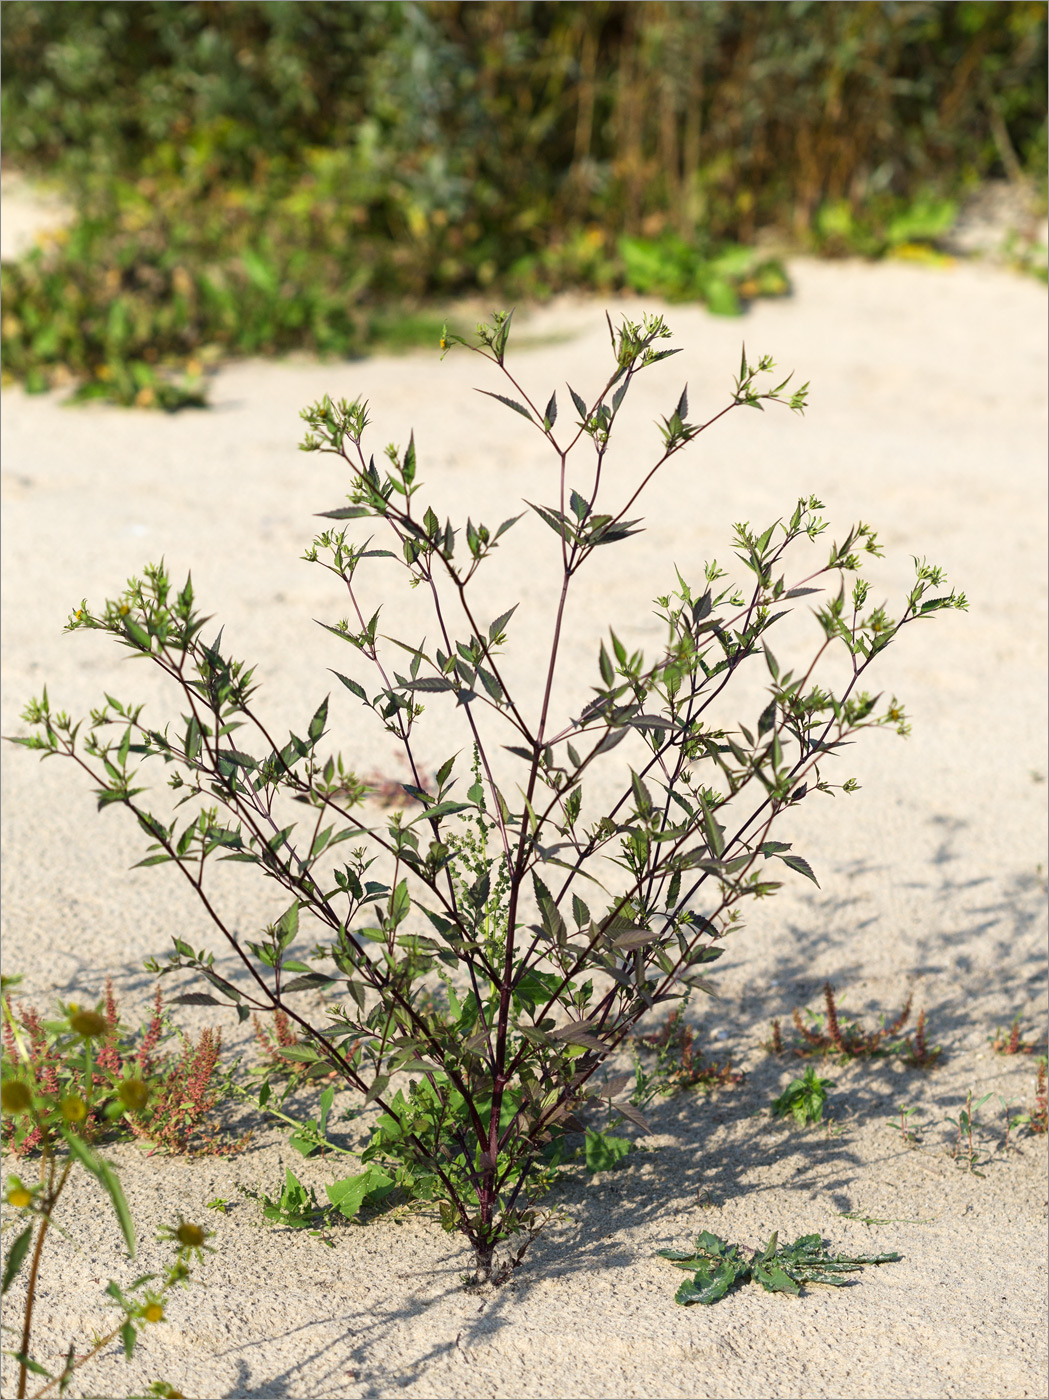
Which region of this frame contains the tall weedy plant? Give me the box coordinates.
[9,313,964,1280]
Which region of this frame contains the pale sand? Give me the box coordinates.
[1,258,1047,1399]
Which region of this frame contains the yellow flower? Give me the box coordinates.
[70,1009,108,1038]
[7,1184,32,1209]
[142,1303,165,1324]
[61,1095,88,1123]
[118,1079,150,1112]
[0,1080,32,1114]
[175,1222,206,1249]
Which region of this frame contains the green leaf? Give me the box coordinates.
[317,505,373,520]
[2,1225,33,1295]
[62,1132,135,1258]
[282,973,338,993]
[543,391,557,429]
[307,697,329,745]
[326,1165,395,1220]
[488,604,518,641]
[778,852,819,886]
[568,385,588,420]
[477,389,533,423]
[674,1260,741,1305]
[585,1132,632,1173]
[124,619,151,650]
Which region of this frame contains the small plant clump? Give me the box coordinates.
[7,312,965,1280]
[1,975,213,1400]
[1,976,246,1158]
[630,1002,744,1100]
[658,1229,900,1305]
[771,1067,835,1127]
[767,981,940,1067]
[991,1017,1047,1056]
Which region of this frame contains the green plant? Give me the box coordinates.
[944,1089,994,1174]
[771,1067,835,1127]
[0,991,212,1399]
[888,1101,922,1145]
[7,311,965,1281]
[1,976,246,1158]
[658,1229,900,1305]
[1031,1059,1048,1134]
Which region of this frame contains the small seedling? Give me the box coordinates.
[771,1067,834,1126]
[888,1101,922,1144]
[205,1197,232,1213]
[658,1229,900,1304]
[899,1008,941,1068]
[944,1089,992,1174]
[997,1096,1029,1150]
[1031,1059,1047,1135]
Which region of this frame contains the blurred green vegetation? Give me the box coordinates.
[2,0,1045,406]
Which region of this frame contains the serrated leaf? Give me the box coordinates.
[317,505,373,520]
[282,973,338,993]
[778,852,819,886]
[568,385,588,420]
[488,604,518,641]
[404,677,455,692]
[543,391,557,429]
[477,389,534,422]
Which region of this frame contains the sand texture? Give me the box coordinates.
[1,257,1047,1399]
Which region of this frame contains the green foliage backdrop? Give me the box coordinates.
[2,0,1046,403]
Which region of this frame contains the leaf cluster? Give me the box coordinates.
[659,1229,900,1305]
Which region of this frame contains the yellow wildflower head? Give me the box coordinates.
[70,1009,108,1038]
[118,1078,150,1112]
[60,1095,88,1123]
[1,1080,33,1115]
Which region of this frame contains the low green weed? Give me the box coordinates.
[658,1229,900,1305]
[944,1090,993,1175]
[991,1016,1046,1056]
[771,1067,835,1127]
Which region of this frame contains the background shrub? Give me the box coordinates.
[1,0,1045,403]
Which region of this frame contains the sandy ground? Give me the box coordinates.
[1,245,1047,1399]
